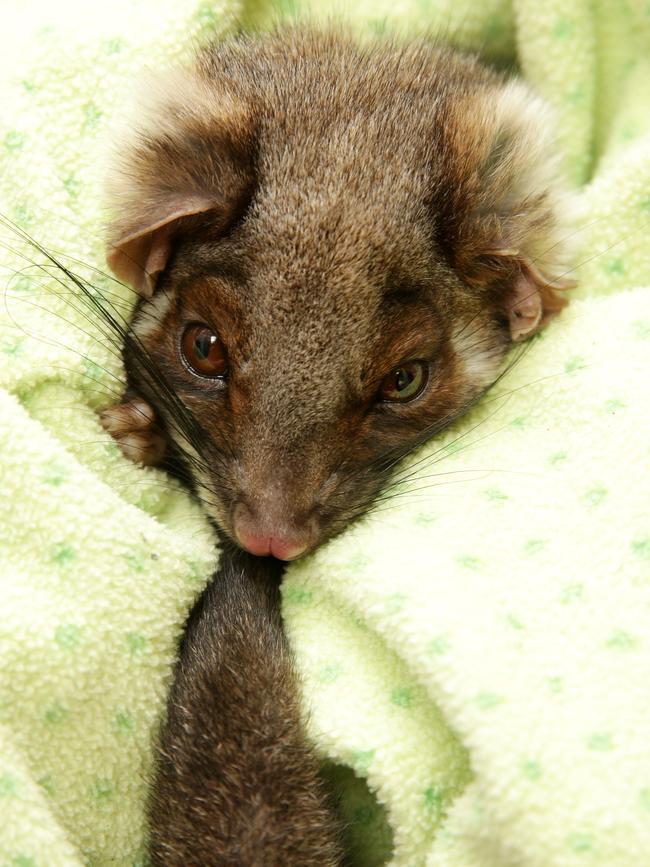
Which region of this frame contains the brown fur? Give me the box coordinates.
[102,26,575,865]
[106,27,573,549]
[149,547,343,865]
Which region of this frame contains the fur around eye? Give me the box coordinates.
[379,361,429,402]
[181,323,229,378]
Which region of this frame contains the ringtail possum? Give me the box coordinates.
[101,26,574,865]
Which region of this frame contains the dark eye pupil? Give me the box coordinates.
[194,334,214,360]
[379,360,428,403]
[182,323,228,377]
[395,368,414,391]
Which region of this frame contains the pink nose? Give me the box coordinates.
[233,502,311,561]
[235,529,308,561]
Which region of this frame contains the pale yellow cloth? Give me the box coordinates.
[1,0,649,865]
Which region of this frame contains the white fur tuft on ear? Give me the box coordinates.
[485,81,576,281]
[104,65,255,295]
[445,77,577,339]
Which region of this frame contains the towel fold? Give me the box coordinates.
[1,0,649,864]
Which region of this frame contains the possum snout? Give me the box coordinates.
[230,462,324,560]
[232,500,317,560]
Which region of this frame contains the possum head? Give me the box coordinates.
[105,29,574,560]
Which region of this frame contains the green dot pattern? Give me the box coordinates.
[4,130,27,152]
[0,3,222,848]
[93,778,113,801]
[457,554,482,570]
[383,592,406,615]
[583,486,607,507]
[506,613,525,631]
[114,711,135,733]
[523,538,547,555]
[603,397,626,413]
[631,537,650,559]
[0,773,18,799]
[564,355,587,374]
[125,633,147,656]
[606,630,639,651]
[2,338,26,358]
[44,703,68,725]
[561,583,585,604]
[586,733,613,752]
[54,624,82,651]
[2,0,650,865]
[633,320,650,340]
[521,760,543,781]
[475,692,505,711]
[428,635,451,656]
[424,785,444,813]
[352,749,376,775]
[605,257,625,275]
[390,687,414,709]
[318,663,343,683]
[51,543,75,568]
[280,139,650,864]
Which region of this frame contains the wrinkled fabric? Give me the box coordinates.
[1,0,649,865]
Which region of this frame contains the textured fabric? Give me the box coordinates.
[0,4,234,865]
[1,0,649,865]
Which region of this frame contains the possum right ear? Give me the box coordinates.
[107,196,232,298]
[105,70,255,296]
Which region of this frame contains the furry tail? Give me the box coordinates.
[148,546,343,866]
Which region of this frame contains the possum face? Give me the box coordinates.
[105,29,573,559]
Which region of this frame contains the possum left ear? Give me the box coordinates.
[440,81,576,341]
[482,252,574,342]
[507,262,570,342]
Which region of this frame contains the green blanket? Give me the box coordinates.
[1,1,649,865]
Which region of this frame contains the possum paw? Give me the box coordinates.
[101,396,166,466]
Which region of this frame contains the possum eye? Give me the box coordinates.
[181,323,228,378]
[379,361,428,402]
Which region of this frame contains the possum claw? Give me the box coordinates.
[101,396,166,466]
